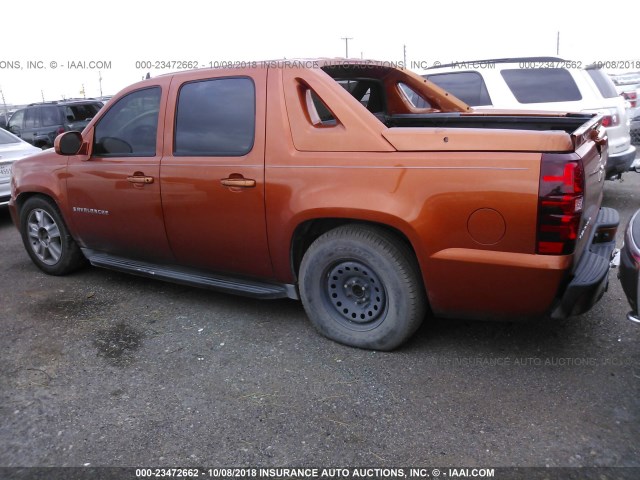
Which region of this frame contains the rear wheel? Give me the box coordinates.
[299,225,426,350]
[19,196,86,275]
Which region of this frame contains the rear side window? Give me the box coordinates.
[174,77,255,156]
[500,68,582,103]
[426,72,492,106]
[66,103,101,122]
[399,83,431,108]
[586,69,619,98]
[41,106,60,127]
[94,87,161,156]
[24,108,40,129]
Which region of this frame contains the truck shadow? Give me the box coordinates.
[0,207,13,227]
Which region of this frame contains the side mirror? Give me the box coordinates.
[54,131,83,155]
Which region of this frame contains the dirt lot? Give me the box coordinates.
[0,173,639,476]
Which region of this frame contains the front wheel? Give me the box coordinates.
[299,225,426,350]
[19,196,86,275]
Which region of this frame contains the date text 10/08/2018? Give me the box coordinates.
[134,467,496,478]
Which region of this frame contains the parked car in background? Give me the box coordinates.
[7,100,103,149]
[423,57,636,179]
[610,72,640,148]
[611,72,640,148]
[620,209,640,324]
[611,72,640,115]
[630,113,640,152]
[0,128,40,206]
[0,110,14,130]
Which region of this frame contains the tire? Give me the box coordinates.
[299,225,426,350]
[19,196,86,275]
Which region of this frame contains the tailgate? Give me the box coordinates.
[572,115,608,263]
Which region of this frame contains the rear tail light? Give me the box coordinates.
[57,127,65,135]
[537,155,585,255]
[601,114,619,127]
[622,91,638,108]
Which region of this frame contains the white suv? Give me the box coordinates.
[422,57,636,179]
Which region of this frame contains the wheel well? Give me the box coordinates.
[290,218,417,279]
[15,192,58,218]
[15,192,43,212]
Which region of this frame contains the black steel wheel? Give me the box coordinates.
[299,225,426,350]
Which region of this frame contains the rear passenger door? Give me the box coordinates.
[160,69,272,279]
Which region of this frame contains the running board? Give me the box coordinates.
[82,249,298,300]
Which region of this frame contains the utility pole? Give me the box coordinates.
[403,44,407,68]
[98,71,103,97]
[341,37,353,58]
[41,90,45,102]
[556,31,560,56]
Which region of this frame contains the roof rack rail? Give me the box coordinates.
[27,101,59,106]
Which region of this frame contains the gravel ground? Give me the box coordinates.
[0,172,639,478]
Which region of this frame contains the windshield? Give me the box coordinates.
[0,128,20,145]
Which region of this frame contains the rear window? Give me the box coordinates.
[336,79,386,113]
[65,103,101,122]
[500,68,582,103]
[426,72,492,106]
[586,69,619,98]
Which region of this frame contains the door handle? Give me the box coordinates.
[220,177,256,188]
[127,175,154,184]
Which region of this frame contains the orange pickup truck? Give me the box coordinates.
[9,59,619,350]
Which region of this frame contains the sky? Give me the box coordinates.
[1,0,638,105]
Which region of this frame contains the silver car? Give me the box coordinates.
[0,128,40,206]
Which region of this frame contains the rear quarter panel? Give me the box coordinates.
[265,67,568,318]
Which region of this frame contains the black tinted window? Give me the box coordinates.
[41,106,60,127]
[24,108,40,129]
[66,103,101,122]
[175,78,255,156]
[501,68,582,103]
[94,87,161,156]
[586,69,618,98]
[426,72,492,106]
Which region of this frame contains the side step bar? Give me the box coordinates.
[82,249,299,300]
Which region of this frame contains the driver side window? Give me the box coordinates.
[94,87,161,156]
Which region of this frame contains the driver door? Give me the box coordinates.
[66,79,174,262]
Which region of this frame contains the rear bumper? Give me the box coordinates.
[606,145,636,178]
[552,207,619,318]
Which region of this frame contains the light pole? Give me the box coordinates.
[341,37,353,58]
